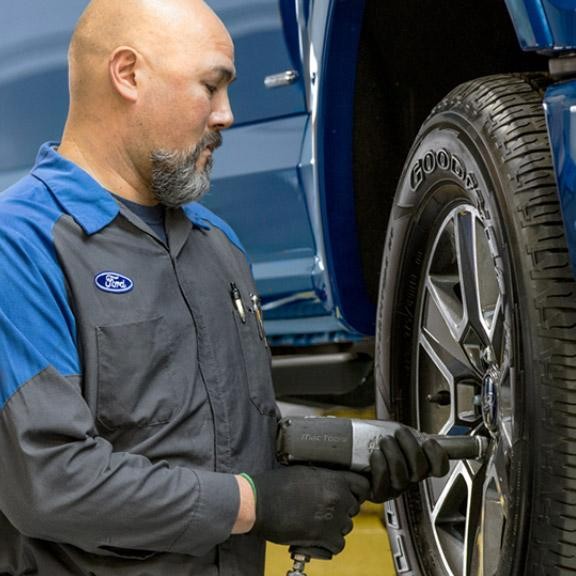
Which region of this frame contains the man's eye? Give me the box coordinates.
[204,83,218,95]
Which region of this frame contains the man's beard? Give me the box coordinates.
[150,131,222,208]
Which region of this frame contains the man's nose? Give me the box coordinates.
[209,92,234,130]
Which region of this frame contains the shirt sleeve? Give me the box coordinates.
[0,223,240,558]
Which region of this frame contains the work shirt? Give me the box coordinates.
[114,194,168,244]
[0,143,278,576]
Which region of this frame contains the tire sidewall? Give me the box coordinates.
[376,109,533,575]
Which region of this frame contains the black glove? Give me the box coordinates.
[251,466,370,554]
[369,426,449,502]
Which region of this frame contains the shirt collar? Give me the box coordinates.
[31,142,212,235]
[32,142,120,235]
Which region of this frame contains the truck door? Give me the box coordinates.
[205,0,318,329]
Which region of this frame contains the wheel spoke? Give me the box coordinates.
[430,464,467,573]
[418,328,481,435]
[420,328,477,386]
[455,210,485,336]
[427,450,496,576]
[429,462,475,576]
[474,222,504,339]
[426,217,465,343]
[462,456,488,575]
[499,356,514,450]
[422,279,474,374]
[490,438,510,512]
[489,302,506,365]
[476,441,508,575]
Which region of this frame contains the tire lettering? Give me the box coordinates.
[465,171,478,191]
[437,148,450,170]
[409,149,479,195]
[393,534,411,573]
[385,499,400,529]
[422,151,436,174]
[410,160,424,190]
[450,154,465,179]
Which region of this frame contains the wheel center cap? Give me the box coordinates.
[482,367,499,434]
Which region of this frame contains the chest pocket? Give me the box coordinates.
[95,315,180,430]
[233,303,277,417]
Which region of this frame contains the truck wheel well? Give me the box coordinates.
[353,0,544,303]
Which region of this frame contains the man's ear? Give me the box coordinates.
[109,47,140,102]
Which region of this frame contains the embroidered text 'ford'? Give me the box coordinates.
[94,272,134,294]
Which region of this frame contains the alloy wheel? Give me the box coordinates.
[416,203,513,575]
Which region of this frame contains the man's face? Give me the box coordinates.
[138,11,236,206]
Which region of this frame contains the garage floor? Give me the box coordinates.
[265,404,396,575]
[265,502,395,575]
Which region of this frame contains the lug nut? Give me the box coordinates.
[426,390,451,406]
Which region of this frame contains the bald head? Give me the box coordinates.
[69,0,233,104]
[61,0,235,205]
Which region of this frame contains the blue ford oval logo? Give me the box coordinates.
[94,272,134,294]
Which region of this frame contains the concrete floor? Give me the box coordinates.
[265,502,395,575]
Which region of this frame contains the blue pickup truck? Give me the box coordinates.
[3,0,576,574]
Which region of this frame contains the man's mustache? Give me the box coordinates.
[202,131,223,153]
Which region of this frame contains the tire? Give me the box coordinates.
[375,74,576,575]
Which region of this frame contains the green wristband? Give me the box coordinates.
[240,472,257,503]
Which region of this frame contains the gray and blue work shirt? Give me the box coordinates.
[0,143,278,576]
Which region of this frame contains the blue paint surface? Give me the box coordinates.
[545,80,576,275]
[506,0,576,50]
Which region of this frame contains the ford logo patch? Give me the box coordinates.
[94,272,134,294]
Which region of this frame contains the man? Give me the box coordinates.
[0,1,448,574]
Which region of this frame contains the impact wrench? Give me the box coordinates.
[276,416,489,576]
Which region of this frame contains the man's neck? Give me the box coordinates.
[58,129,157,206]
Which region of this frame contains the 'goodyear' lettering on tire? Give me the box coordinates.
[410,149,478,192]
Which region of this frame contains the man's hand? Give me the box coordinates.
[369,427,450,503]
[249,466,370,555]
